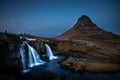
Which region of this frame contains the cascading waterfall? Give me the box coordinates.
[20,40,57,73]
[20,42,29,73]
[45,44,58,60]
[20,48,26,69]
[26,43,45,67]
[20,41,45,73]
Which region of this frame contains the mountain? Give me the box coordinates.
[53,15,120,72]
[54,15,120,40]
[52,15,120,63]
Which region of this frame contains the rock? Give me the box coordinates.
[0,33,21,74]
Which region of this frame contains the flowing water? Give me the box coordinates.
[45,44,58,60]
[27,43,45,67]
[20,42,45,73]
[20,42,29,73]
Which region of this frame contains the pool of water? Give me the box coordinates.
[21,56,120,80]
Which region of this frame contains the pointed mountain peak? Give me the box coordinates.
[75,15,94,28]
[78,15,91,23]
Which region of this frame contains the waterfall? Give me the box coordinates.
[20,42,29,73]
[26,43,45,67]
[45,44,58,60]
[20,45,26,70]
[20,42,45,73]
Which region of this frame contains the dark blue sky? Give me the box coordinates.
[0,0,120,37]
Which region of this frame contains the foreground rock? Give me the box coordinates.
[60,57,120,73]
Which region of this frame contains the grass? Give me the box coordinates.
[54,41,113,60]
[61,57,120,73]
[54,41,86,52]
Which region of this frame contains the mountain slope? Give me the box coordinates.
[54,15,120,40]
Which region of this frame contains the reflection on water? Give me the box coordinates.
[22,56,120,80]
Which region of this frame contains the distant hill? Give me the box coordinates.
[54,15,120,40]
